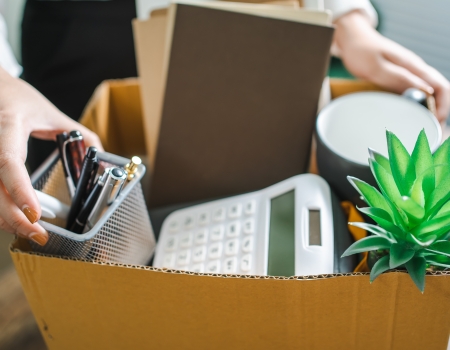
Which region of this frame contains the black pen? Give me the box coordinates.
[56,132,76,198]
[66,147,99,229]
[70,170,107,234]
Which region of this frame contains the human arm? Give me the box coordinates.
[0,66,103,245]
[332,10,450,123]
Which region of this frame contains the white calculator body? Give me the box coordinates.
[153,174,334,276]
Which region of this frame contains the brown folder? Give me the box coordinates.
[148,1,334,208]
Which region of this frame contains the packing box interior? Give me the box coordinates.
[10,78,450,350]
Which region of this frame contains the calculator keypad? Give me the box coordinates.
[160,199,258,274]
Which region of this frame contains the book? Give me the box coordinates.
[137,0,334,208]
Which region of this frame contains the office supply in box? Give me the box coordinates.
[133,1,334,208]
[9,78,450,350]
[154,174,357,275]
[29,151,155,265]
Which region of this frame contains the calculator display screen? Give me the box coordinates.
[267,190,295,277]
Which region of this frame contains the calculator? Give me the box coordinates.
[153,174,356,276]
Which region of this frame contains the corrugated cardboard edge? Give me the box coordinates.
[9,241,450,280]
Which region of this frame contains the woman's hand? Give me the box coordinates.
[333,10,450,123]
[0,67,103,245]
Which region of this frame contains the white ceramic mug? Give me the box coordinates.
[316,91,442,204]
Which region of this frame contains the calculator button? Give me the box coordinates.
[198,212,210,226]
[193,246,206,262]
[228,203,242,218]
[183,215,195,229]
[226,221,241,237]
[242,236,253,253]
[162,253,176,268]
[168,220,179,232]
[224,257,237,274]
[210,225,225,241]
[192,263,205,273]
[180,233,193,248]
[208,242,223,259]
[241,254,252,272]
[206,260,221,273]
[243,219,255,234]
[225,239,239,256]
[244,200,256,215]
[165,237,178,252]
[177,250,191,266]
[213,207,226,222]
[194,229,208,245]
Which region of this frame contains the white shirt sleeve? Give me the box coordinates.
[323,0,378,27]
[0,12,22,77]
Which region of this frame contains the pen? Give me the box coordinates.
[35,190,70,220]
[124,156,142,181]
[66,130,86,186]
[84,167,127,232]
[66,147,99,229]
[56,132,76,198]
[70,170,107,234]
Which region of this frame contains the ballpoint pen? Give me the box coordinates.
[56,132,76,198]
[70,169,107,234]
[66,147,99,229]
[66,130,87,186]
[84,167,127,232]
[124,156,142,181]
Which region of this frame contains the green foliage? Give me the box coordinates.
[343,130,450,292]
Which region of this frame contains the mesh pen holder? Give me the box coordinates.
[30,151,155,265]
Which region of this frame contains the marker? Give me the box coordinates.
[66,147,99,229]
[35,190,70,220]
[70,170,107,234]
[84,167,127,232]
[56,132,76,198]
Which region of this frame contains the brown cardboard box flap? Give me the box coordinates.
[10,242,450,350]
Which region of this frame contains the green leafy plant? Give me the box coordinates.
[342,130,450,292]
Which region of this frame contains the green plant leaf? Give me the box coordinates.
[389,243,415,269]
[405,256,427,293]
[409,129,434,187]
[426,254,450,268]
[370,159,403,201]
[349,222,397,242]
[426,241,450,257]
[387,131,413,195]
[341,235,393,257]
[425,174,450,219]
[397,196,425,221]
[347,177,393,217]
[370,255,391,282]
[433,137,450,186]
[406,233,437,247]
[356,207,404,238]
[411,212,450,236]
[434,200,450,218]
[410,167,435,207]
[368,148,392,175]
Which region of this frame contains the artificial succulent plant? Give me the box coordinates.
[342,129,450,292]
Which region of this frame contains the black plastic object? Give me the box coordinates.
[331,190,358,273]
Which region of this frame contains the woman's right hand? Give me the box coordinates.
[0,67,103,246]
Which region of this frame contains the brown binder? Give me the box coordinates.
[148,1,334,208]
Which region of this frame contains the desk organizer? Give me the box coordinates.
[29,151,155,265]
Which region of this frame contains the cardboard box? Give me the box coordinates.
[10,78,450,350]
